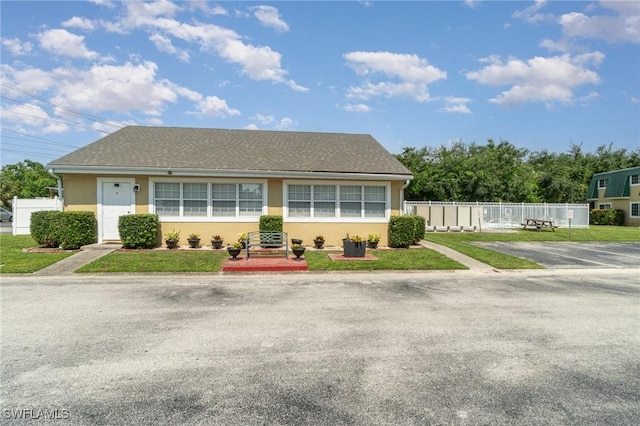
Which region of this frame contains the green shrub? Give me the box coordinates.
[259,215,283,232]
[31,210,62,247]
[412,215,426,242]
[589,209,624,226]
[119,214,159,249]
[388,216,416,248]
[58,211,96,249]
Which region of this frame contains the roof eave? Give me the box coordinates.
[48,165,413,181]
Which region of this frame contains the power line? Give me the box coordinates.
[0,80,123,131]
[0,107,110,133]
[1,129,82,149]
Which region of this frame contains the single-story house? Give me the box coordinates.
[47,126,413,245]
[586,166,640,226]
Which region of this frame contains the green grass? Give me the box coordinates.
[423,226,639,269]
[305,249,467,271]
[0,235,76,273]
[77,250,228,273]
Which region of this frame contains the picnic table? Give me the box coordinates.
[521,218,557,232]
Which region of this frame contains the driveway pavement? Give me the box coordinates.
[472,242,640,269]
[1,271,638,425]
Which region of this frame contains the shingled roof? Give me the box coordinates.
[49,126,412,177]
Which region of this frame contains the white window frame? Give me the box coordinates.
[630,202,640,218]
[148,177,267,222]
[283,180,391,223]
[630,174,640,186]
[598,178,608,189]
[598,203,612,209]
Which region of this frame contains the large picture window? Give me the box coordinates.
[286,183,387,219]
[154,181,264,218]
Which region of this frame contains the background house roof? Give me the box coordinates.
[586,166,640,199]
[48,126,412,177]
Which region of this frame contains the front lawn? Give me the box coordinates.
[305,248,467,271]
[0,235,76,273]
[76,250,228,273]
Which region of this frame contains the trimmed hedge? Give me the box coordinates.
[259,215,283,232]
[58,211,96,249]
[590,209,624,226]
[388,216,416,248]
[30,210,96,249]
[412,215,426,242]
[119,214,159,249]
[31,210,62,247]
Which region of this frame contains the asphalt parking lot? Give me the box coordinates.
[472,242,640,269]
[1,271,638,425]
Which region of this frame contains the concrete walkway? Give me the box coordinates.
[32,243,121,276]
[419,240,495,270]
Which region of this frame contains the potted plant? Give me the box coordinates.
[164,229,180,249]
[291,243,306,260]
[211,235,224,249]
[227,242,242,260]
[238,231,248,249]
[367,233,380,249]
[342,234,366,257]
[313,235,325,249]
[187,233,201,248]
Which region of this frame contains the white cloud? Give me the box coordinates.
[343,103,372,112]
[149,33,190,62]
[37,29,99,59]
[274,117,294,129]
[112,5,307,91]
[251,114,275,124]
[188,1,227,15]
[251,6,290,32]
[1,65,56,92]
[438,97,472,114]
[344,51,446,102]
[559,8,640,44]
[631,97,640,104]
[244,123,259,130]
[512,0,554,24]
[466,53,603,107]
[0,103,69,134]
[62,16,97,31]
[88,0,115,8]
[464,0,479,9]
[194,95,240,117]
[1,38,33,56]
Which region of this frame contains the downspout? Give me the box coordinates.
[401,179,411,215]
[48,169,63,202]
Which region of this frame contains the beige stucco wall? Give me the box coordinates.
[61,174,409,246]
[593,186,640,227]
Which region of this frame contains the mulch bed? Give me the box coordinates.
[22,247,79,253]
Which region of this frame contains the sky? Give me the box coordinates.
[1,0,639,167]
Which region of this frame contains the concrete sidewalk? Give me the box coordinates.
[32,243,121,276]
[419,240,495,270]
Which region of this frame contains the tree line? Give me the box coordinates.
[396,140,640,203]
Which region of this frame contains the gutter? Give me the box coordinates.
[401,179,411,214]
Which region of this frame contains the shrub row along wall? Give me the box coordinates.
[589,209,624,226]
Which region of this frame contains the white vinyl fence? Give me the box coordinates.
[12,196,63,235]
[404,201,589,230]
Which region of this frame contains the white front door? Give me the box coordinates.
[100,180,133,241]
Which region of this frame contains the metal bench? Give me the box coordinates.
[245,231,288,258]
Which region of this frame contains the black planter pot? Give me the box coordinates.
[343,239,366,257]
[188,238,200,248]
[227,247,242,260]
[292,246,306,260]
[367,240,379,249]
[291,238,303,245]
[166,239,179,249]
[314,239,325,249]
[211,240,224,249]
